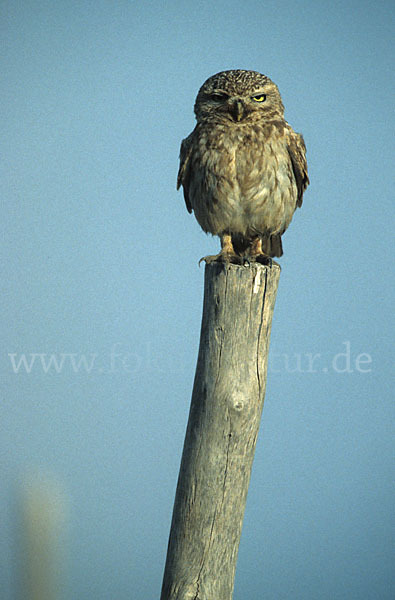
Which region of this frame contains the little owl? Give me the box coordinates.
[177,69,309,264]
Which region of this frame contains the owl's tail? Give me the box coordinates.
[262,234,283,258]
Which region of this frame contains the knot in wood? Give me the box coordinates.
[230,396,245,412]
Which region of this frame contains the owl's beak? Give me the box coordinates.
[229,99,244,122]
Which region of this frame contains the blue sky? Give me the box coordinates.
[2,1,394,598]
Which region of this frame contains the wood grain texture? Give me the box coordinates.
[161,261,280,600]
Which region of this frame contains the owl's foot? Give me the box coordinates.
[252,254,273,267]
[199,233,248,266]
[250,254,281,269]
[248,237,273,267]
[199,251,245,266]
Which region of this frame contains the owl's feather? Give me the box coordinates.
[286,132,309,208]
[177,132,194,214]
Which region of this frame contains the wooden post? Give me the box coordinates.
[161,261,280,600]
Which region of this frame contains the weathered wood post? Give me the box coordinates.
[161,261,280,600]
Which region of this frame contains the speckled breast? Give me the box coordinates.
[189,123,298,238]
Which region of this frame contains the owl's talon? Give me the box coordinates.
[252,254,273,267]
[258,257,272,267]
[199,252,245,266]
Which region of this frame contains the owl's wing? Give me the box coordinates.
[177,131,195,214]
[287,131,309,208]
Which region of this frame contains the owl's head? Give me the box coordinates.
[194,70,284,124]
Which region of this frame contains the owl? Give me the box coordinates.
[177,70,309,264]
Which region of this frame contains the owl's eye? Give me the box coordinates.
[211,92,229,101]
[251,94,266,102]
